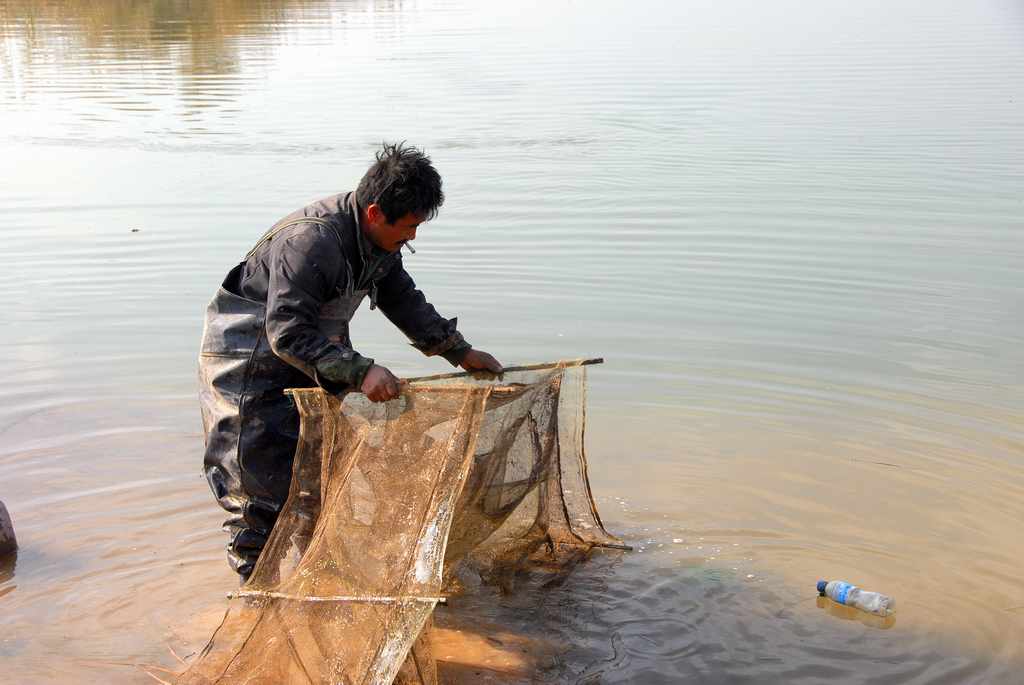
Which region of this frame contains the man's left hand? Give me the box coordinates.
[459,349,503,377]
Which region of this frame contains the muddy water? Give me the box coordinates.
[1,0,1022,682]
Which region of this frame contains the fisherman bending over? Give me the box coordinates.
[198,142,503,580]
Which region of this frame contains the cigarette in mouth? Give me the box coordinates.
[403,241,416,254]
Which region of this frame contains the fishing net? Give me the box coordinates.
[176,361,624,685]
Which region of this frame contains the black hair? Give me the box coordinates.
[355,142,444,223]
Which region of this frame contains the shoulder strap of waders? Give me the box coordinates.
[245,216,333,259]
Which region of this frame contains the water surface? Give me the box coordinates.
[1,0,1023,682]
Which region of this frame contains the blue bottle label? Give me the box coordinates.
[833,582,854,604]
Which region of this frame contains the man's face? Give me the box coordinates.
[363,204,424,253]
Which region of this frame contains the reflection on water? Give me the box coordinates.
[2,0,325,76]
[1,0,1023,682]
[0,551,15,594]
[1,0,345,135]
[814,595,896,631]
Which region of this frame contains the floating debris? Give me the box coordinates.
[0,501,15,556]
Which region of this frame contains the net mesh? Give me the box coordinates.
[176,363,623,685]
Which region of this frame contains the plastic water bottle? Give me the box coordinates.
[817,580,894,617]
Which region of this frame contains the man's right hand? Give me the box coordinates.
[360,364,401,403]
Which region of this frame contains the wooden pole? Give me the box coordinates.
[402,357,604,384]
[284,358,604,397]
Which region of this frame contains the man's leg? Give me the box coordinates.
[205,391,300,582]
[224,495,282,582]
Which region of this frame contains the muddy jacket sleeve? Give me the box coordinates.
[264,229,374,390]
[375,260,472,366]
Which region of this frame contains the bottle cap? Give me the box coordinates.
[816,580,827,595]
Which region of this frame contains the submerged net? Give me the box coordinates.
[177,362,624,685]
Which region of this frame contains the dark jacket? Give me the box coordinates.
[225,191,470,390]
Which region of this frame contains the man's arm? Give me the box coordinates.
[375,260,503,374]
[374,260,470,365]
[264,228,375,391]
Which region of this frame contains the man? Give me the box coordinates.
[198,142,503,580]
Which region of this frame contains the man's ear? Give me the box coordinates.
[365,203,384,226]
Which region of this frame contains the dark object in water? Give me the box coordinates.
[0,500,15,556]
